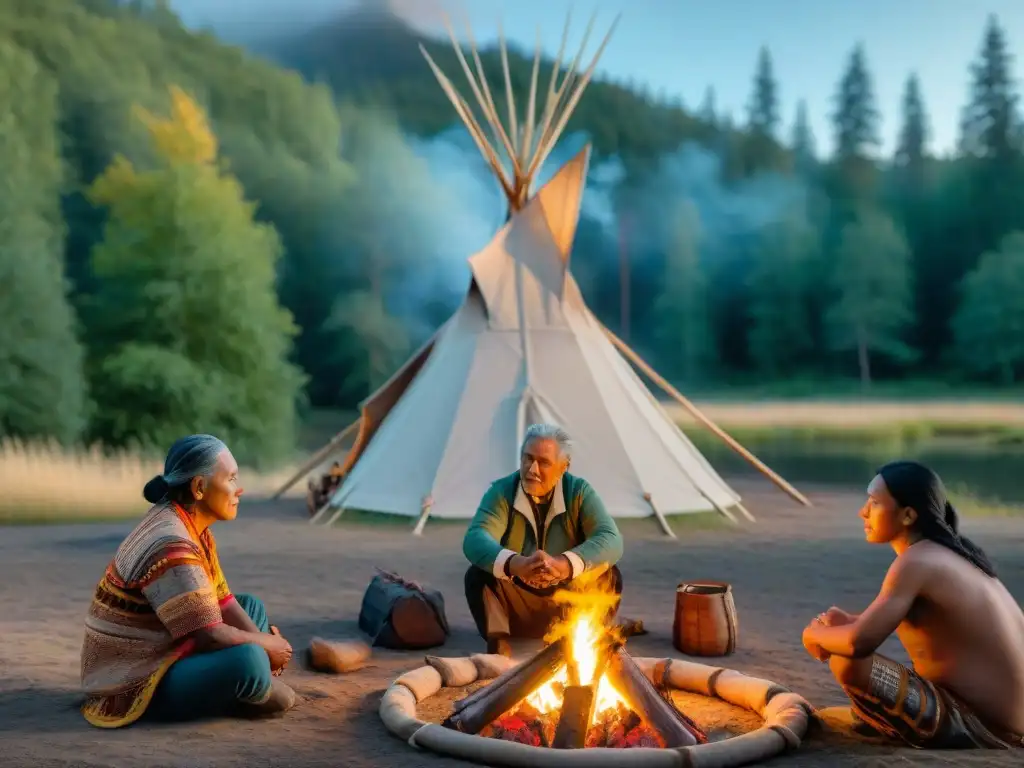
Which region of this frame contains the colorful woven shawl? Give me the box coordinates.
[80,502,234,728]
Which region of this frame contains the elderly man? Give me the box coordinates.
[463,423,625,656]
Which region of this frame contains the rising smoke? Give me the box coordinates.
[170,0,811,344]
[376,117,809,345]
[361,123,626,343]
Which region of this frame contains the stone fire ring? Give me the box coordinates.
[379,653,814,768]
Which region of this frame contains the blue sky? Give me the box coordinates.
[172,0,1023,159]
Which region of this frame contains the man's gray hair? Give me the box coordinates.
[520,423,573,461]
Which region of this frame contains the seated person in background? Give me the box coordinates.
[802,460,1024,749]
[462,423,625,657]
[307,461,343,516]
[81,434,296,728]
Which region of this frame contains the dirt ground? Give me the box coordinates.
[1,478,1022,768]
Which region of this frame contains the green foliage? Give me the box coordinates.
[959,15,1020,161]
[829,44,883,208]
[0,40,88,443]
[336,106,440,286]
[825,209,916,381]
[747,47,781,138]
[951,232,1024,383]
[653,200,715,382]
[895,74,929,170]
[946,484,1023,518]
[288,104,448,406]
[831,45,882,160]
[322,290,411,403]
[747,209,818,374]
[741,46,789,175]
[83,88,304,466]
[0,0,351,316]
[3,1,1024,458]
[790,100,817,172]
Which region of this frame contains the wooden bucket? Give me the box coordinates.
[673,581,738,657]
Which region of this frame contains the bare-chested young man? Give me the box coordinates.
[801,460,1024,749]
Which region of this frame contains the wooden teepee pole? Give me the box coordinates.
[270,420,359,500]
[421,9,616,212]
[602,325,813,508]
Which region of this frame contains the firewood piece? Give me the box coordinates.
[589,638,616,686]
[442,638,566,734]
[565,655,581,687]
[451,638,564,714]
[452,655,526,714]
[551,684,595,749]
[605,647,704,748]
[553,634,615,749]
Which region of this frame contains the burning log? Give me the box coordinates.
[451,640,564,715]
[552,635,615,749]
[551,684,595,749]
[605,647,707,748]
[442,638,566,734]
[565,655,581,687]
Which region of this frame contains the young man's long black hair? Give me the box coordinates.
[876,460,996,577]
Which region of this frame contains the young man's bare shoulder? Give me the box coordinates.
[887,542,945,578]
[896,541,963,577]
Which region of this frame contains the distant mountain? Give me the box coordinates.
[256,5,713,162]
[257,5,432,91]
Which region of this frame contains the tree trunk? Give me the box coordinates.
[1001,358,1014,386]
[619,212,630,343]
[369,247,383,389]
[856,321,871,390]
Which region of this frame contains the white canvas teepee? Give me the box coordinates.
[283,12,811,534]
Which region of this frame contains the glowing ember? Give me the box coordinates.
[483,700,666,749]
[586,703,666,748]
[482,702,556,747]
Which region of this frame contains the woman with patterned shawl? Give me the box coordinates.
[80,434,296,728]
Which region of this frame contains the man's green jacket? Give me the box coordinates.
[463,470,624,581]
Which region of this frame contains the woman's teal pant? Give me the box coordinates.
[147,593,273,721]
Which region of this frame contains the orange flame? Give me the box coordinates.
[523,571,626,722]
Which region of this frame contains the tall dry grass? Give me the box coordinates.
[0,439,303,524]
[5,399,1023,524]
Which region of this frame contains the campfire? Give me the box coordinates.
[443,579,707,749]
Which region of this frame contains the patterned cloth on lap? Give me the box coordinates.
[80,502,234,728]
[845,655,1024,749]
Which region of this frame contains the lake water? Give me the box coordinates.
[693,437,1024,504]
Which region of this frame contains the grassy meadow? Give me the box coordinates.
[677,399,1024,449]
[2,397,1023,525]
[0,439,302,525]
